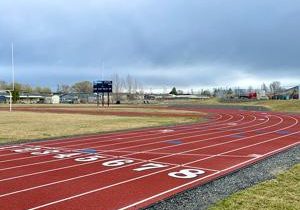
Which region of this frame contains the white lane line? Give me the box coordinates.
[117,115,276,154]
[0,154,219,183]
[29,140,300,210]
[0,155,47,163]
[29,113,224,147]
[0,151,26,158]
[0,144,108,163]
[0,144,78,158]
[159,115,299,163]
[45,113,237,149]
[105,114,293,164]
[0,145,22,150]
[119,143,300,210]
[0,156,114,182]
[63,114,253,150]
[138,114,296,160]
[135,151,254,158]
[0,152,108,171]
[27,165,181,210]
[0,160,146,198]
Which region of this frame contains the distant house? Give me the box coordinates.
[270,86,299,100]
[19,93,44,104]
[44,95,60,104]
[60,93,80,104]
[144,94,210,100]
[0,95,7,103]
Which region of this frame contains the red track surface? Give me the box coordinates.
[0,109,299,210]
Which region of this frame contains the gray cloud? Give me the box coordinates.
[0,0,300,90]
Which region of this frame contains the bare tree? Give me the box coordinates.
[61,84,71,94]
[72,81,93,93]
[126,74,134,100]
[139,83,144,94]
[22,84,33,93]
[248,86,254,93]
[111,73,124,101]
[133,79,138,95]
[261,83,268,93]
[269,81,281,97]
[0,81,7,89]
[126,74,133,94]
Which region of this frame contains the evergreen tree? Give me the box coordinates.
[169,87,178,95]
[12,90,20,103]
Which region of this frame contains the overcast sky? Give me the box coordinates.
[0,0,299,91]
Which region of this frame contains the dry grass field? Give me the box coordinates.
[0,111,200,144]
[210,164,300,210]
[164,98,300,113]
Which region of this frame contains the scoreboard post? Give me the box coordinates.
[93,81,113,107]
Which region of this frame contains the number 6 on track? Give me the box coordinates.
[168,169,205,179]
[102,159,134,167]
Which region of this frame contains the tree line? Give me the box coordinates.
[0,81,51,94]
[0,74,144,96]
[169,81,285,97]
[0,79,286,97]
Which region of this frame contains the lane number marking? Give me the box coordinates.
[168,169,205,179]
[134,163,168,172]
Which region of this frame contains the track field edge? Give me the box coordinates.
[144,144,300,210]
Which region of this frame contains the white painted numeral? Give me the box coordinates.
[102,159,134,167]
[168,169,205,179]
[53,153,82,159]
[31,150,60,155]
[75,155,106,162]
[134,163,168,172]
[14,147,41,153]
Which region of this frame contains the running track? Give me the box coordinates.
[0,109,299,210]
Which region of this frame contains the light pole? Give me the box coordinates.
[11,43,15,91]
[8,90,12,112]
[10,42,15,111]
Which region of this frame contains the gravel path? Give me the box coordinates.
[144,145,300,210]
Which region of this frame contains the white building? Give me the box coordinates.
[44,95,60,104]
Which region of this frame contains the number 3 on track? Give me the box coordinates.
[168,169,205,179]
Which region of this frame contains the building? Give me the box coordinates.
[60,93,80,104]
[44,95,60,104]
[19,93,44,104]
[0,95,7,103]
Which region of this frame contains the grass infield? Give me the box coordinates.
[0,111,199,144]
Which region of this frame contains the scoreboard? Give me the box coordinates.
[93,81,112,93]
